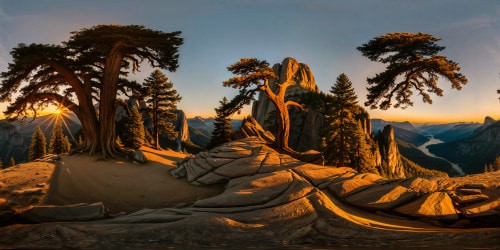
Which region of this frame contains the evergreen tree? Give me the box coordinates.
[323,74,359,166]
[9,157,15,167]
[29,125,47,161]
[208,97,234,149]
[493,157,500,171]
[124,106,145,149]
[350,121,373,172]
[358,32,467,109]
[49,119,71,154]
[143,70,182,149]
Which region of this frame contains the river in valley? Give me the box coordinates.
[417,136,465,175]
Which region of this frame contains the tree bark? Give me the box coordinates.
[99,44,124,159]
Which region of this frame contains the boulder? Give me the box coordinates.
[400,177,438,195]
[458,189,482,195]
[329,178,374,198]
[394,192,459,220]
[454,194,489,204]
[460,198,500,218]
[133,149,148,163]
[345,183,417,210]
[20,203,107,222]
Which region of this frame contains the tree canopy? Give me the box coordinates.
[0,25,183,158]
[208,97,233,149]
[29,126,47,161]
[357,32,467,109]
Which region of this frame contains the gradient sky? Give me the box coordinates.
[0,0,499,123]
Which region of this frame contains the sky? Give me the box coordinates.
[0,0,499,123]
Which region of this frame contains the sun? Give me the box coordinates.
[53,108,64,115]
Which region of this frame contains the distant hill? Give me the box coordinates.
[416,123,459,136]
[187,117,243,148]
[429,120,500,174]
[371,119,428,146]
[371,119,420,134]
[396,140,454,174]
[434,123,482,142]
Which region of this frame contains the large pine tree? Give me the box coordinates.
[29,126,47,161]
[143,70,181,149]
[124,106,145,150]
[208,97,233,149]
[49,119,71,154]
[323,74,360,166]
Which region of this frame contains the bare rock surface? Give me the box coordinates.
[19,202,106,223]
[395,192,459,220]
[0,137,499,249]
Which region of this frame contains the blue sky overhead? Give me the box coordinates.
[0,0,499,122]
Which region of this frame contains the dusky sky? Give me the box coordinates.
[0,0,499,123]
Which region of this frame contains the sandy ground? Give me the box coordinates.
[44,147,223,213]
[0,162,55,212]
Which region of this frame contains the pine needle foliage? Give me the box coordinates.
[208,97,233,149]
[358,32,467,109]
[143,70,181,149]
[29,125,47,161]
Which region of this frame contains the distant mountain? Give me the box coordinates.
[472,116,495,136]
[371,119,428,146]
[416,123,459,136]
[428,119,500,174]
[187,116,243,148]
[13,113,81,139]
[371,119,420,134]
[434,123,482,143]
[396,140,454,174]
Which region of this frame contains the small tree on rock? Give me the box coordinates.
[143,70,181,149]
[223,58,304,151]
[358,32,467,109]
[208,97,233,149]
[29,126,47,161]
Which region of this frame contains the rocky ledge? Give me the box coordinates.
[0,137,498,248]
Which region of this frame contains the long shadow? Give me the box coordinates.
[141,148,187,164]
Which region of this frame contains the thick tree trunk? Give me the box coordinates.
[99,45,124,159]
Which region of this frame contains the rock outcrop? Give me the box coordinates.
[173,110,190,151]
[378,125,406,178]
[0,138,498,248]
[252,57,318,125]
[0,121,28,166]
[233,117,275,144]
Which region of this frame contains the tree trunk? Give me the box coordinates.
[99,45,123,159]
[153,111,159,150]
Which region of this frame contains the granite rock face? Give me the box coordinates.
[378,125,406,178]
[1,138,498,249]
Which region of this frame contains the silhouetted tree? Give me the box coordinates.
[358,32,467,109]
[208,97,233,149]
[143,70,181,149]
[323,74,360,166]
[0,25,183,158]
[124,106,145,149]
[49,119,71,154]
[223,58,304,150]
[29,126,47,161]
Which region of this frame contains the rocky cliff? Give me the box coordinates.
[377,125,406,178]
[0,121,28,167]
[251,57,318,123]
[173,110,190,151]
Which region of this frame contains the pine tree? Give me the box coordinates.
[29,126,47,161]
[143,70,182,150]
[493,157,500,171]
[124,106,145,149]
[350,121,373,172]
[208,97,234,149]
[323,74,359,166]
[9,157,15,167]
[49,119,71,154]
